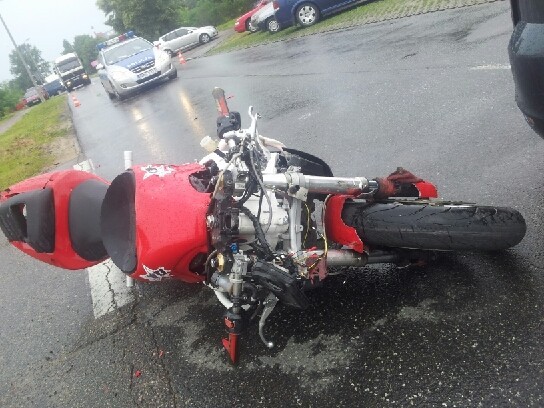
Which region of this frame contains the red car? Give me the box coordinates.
[234,0,269,33]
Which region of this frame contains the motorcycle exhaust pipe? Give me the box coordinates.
[304,249,399,267]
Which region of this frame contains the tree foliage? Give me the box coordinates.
[0,81,23,118]
[8,44,50,90]
[179,0,253,27]
[96,0,255,39]
[62,35,103,72]
[97,0,183,40]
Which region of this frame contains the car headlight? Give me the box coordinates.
[156,53,170,66]
[110,69,133,82]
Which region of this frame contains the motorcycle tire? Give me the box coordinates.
[341,200,526,251]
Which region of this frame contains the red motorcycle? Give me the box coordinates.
[0,88,526,363]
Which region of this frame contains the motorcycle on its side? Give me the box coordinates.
[0,88,526,363]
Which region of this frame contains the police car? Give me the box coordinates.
[96,31,177,100]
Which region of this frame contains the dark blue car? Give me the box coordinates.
[274,0,365,31]
[43,78,66,97]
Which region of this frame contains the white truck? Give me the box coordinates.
[54,53,91,92]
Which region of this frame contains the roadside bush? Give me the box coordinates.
[0,82,23,119]
[179,0,254,27]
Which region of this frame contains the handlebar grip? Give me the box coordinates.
[212,87,230,117]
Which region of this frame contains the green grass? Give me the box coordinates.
[210,0,479,54]
[0,96,70,190]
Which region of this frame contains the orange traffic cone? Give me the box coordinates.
[71,93,81,108]
[178,51,186,65]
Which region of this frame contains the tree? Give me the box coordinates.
[96,0,183,40]
[62,39,74,55]
[72,35,102,72]
[9,43,50,90]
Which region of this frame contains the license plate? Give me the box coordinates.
[137,67,157,79]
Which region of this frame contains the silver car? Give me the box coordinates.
[155,26,218,56]
[97,33,177,100]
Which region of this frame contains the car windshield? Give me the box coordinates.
[57,57,80,73]
[103,38,152,65]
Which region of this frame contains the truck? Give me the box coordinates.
[54,53,91,92]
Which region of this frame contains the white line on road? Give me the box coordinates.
[470,64,511,70]
[74,159,135,318]
[87,259,135,319]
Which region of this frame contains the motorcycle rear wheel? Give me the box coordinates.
[341,200,526,251]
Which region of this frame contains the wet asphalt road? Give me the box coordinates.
[2,2,544,407]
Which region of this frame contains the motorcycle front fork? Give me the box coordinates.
[219,248,405,363]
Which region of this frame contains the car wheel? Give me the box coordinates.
[110,82,125,101]
[199,33,211,44]
[247,20,259,33]
[168,69,178,80]
[296,2,320,27]
[266,17,280,33]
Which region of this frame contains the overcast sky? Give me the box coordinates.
[0,0,111,82]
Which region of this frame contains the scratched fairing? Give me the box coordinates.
[100,163,211,283]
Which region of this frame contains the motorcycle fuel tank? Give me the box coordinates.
[101,163,211,283]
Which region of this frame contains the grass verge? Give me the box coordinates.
[0,95,71,190]
[211,0,500,54]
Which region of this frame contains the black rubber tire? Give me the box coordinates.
[199,33,211,44]
[247,19,259,33]
[342,200,527,251]
[266,17,280,33]
[168,69,178,79]
[295,2,320,27]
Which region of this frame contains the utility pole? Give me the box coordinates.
[0,11,45,102]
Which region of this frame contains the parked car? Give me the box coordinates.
[274,0,365,32]
[96,31,177,100]
[250,1,280,33]
[155,26,219,56]
[23,86,49,107]
[509,0,544,138]
[234,0,270,33]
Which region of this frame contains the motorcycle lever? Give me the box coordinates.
[259,292,278,349]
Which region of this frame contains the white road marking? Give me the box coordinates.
[470,64,511,70]
[87,259,135,318]
[73,159,135,318]
[73,158,95,172]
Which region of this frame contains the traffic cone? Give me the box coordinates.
[71,93,81,108]
[178,51,186,65]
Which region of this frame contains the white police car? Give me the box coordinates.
[96,31,177,100]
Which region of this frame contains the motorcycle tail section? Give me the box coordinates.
[0,170,109,269]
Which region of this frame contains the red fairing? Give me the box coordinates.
[128,164,211,283]
[324,195,364,253]
[0,170,109,269]
[414,181,438,199]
